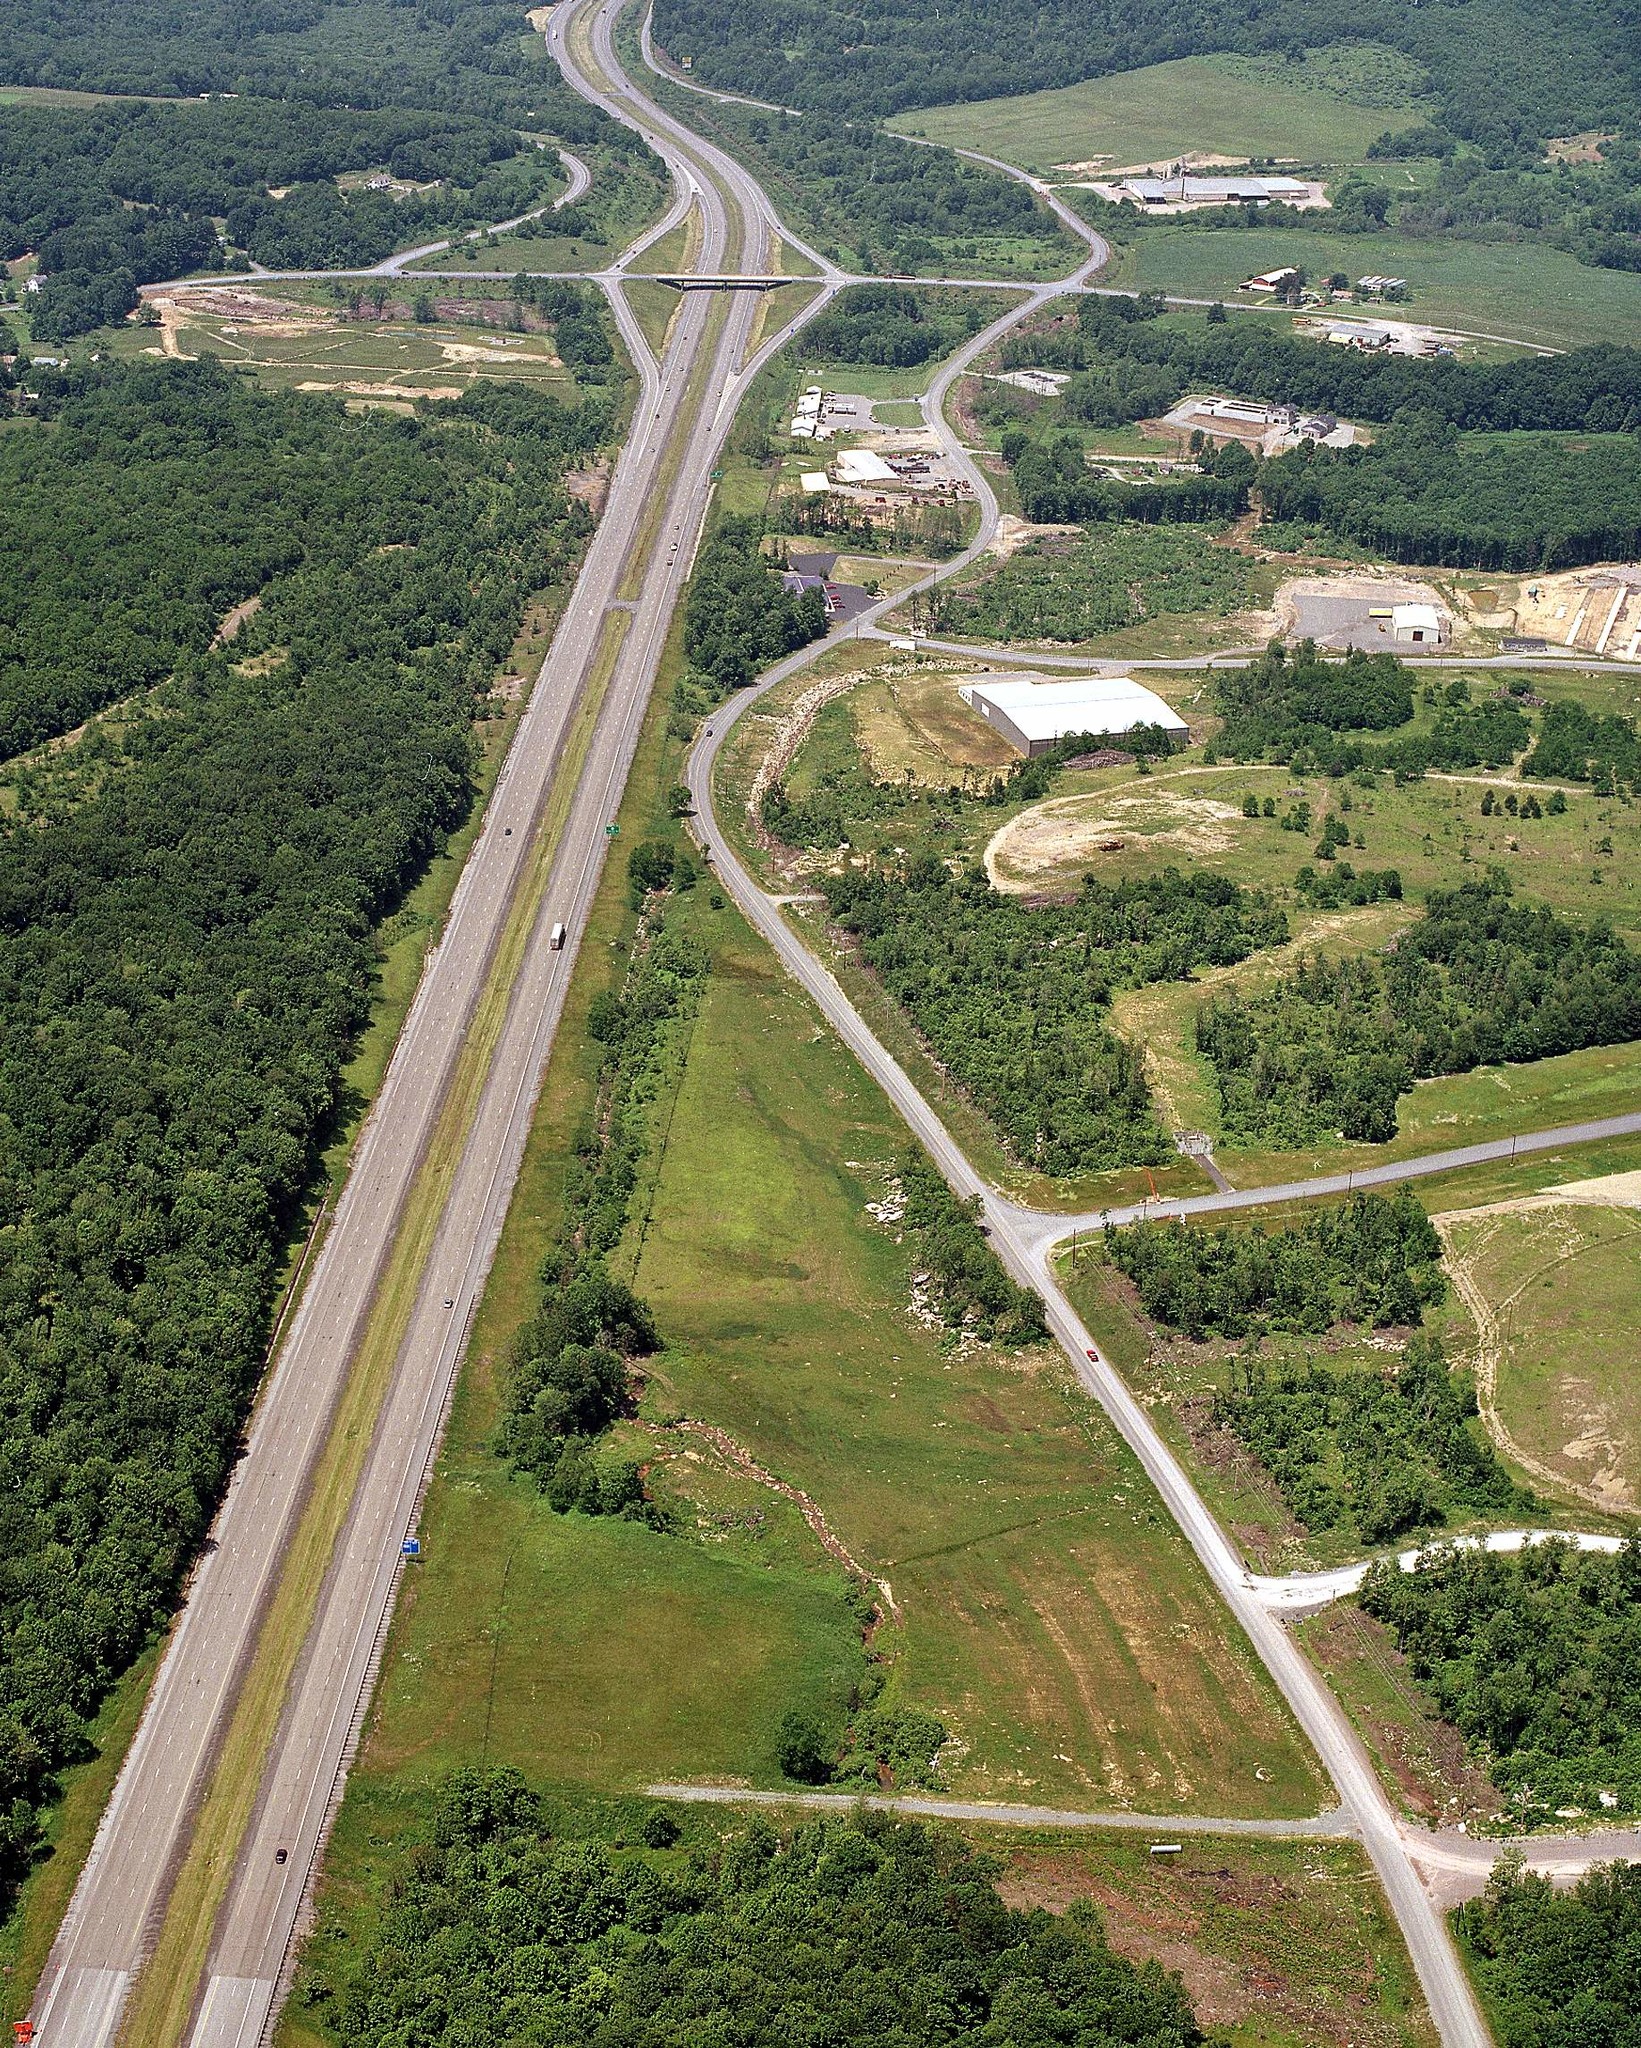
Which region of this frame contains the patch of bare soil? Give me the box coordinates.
[983,513,1085,563]
[564,455,611,516]
[1304,1603,1503,1828]
[985,789,1246,890]
[998,1850,1411,2046]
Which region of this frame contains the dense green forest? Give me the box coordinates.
[0,359,607,756]
[1259,420,1641,571]
[0,0,573,115]
[995,304,1641,566]
[497,899,706,1520]
[805,285,990,369]
[1104,1189,1446,1338]
[824,862,1286,1174]
[0,6,652,336]
[306,1778,1206,2045]
[1213,646,1532,776]
[682,518,829,692]
[1523,699,1641,794]
[931,522,1256,641]
[1032,299,1641,435]
[1458,1855,1641,2045]
[1211,1333,1530,1545]
[1007,432,1252,528]
[1361,1537,1641,1820]
[650,0,1641,167]
[0,359,601,1905]
[1196,878,1641,1144]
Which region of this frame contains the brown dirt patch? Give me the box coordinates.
[1303,1604,1503,1828]
[565,455,611,515]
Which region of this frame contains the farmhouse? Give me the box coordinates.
[958,674,1188,757]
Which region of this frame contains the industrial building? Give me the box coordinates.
[958,674,1188,757]
[1388,602,1447,646]
[1119,171,1311,205]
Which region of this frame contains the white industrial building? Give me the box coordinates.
[1121,172,1311,205]
[958,674,1188,757]
[1389,602,1447,646]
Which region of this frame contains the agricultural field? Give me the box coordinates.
[1104,230,1641,352]
[102,281,612,404]
[889,49,1428,176]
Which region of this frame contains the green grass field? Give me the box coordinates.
[628,920,1322,1814]
[1106,230,1641,351]
[1439,1197,1641,1514]
[889,52,1424,174]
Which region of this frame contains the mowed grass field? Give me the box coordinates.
[888,54,1420,174]
[1438,1195,1641,1513]
[1106,230,1641,351]
[629,915,1323,1816]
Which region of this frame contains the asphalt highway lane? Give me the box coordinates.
[30,5,814,2043]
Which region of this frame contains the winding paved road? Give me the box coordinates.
[676,169,1641,2041]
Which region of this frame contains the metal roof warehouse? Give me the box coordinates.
[958,674,1189,756]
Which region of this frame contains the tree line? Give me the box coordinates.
[1211,1332,1531,1547]
[1103,1189,1447,1340]
[1196,878,1641,1146]
[1523,699,1641,796]
[646,98,1065,275]
[823,860,1287,1175]
[497,900,706,1521]
[805,284,985,369]
[1059,297,1641,436]
[650,0,1640,170]
[1361,1537,1641,1823]
[1458,1853,1641,2045]
[1213,645,1533,777]
[682,517,829,694]
[1258,416,1641,572]
[0,357,603,1907]
[0,10,658,336]
[304,1777,1207,2045]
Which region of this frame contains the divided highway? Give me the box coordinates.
[31,7,834,2046]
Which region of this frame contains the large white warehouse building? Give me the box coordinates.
[958,674,1188,757]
